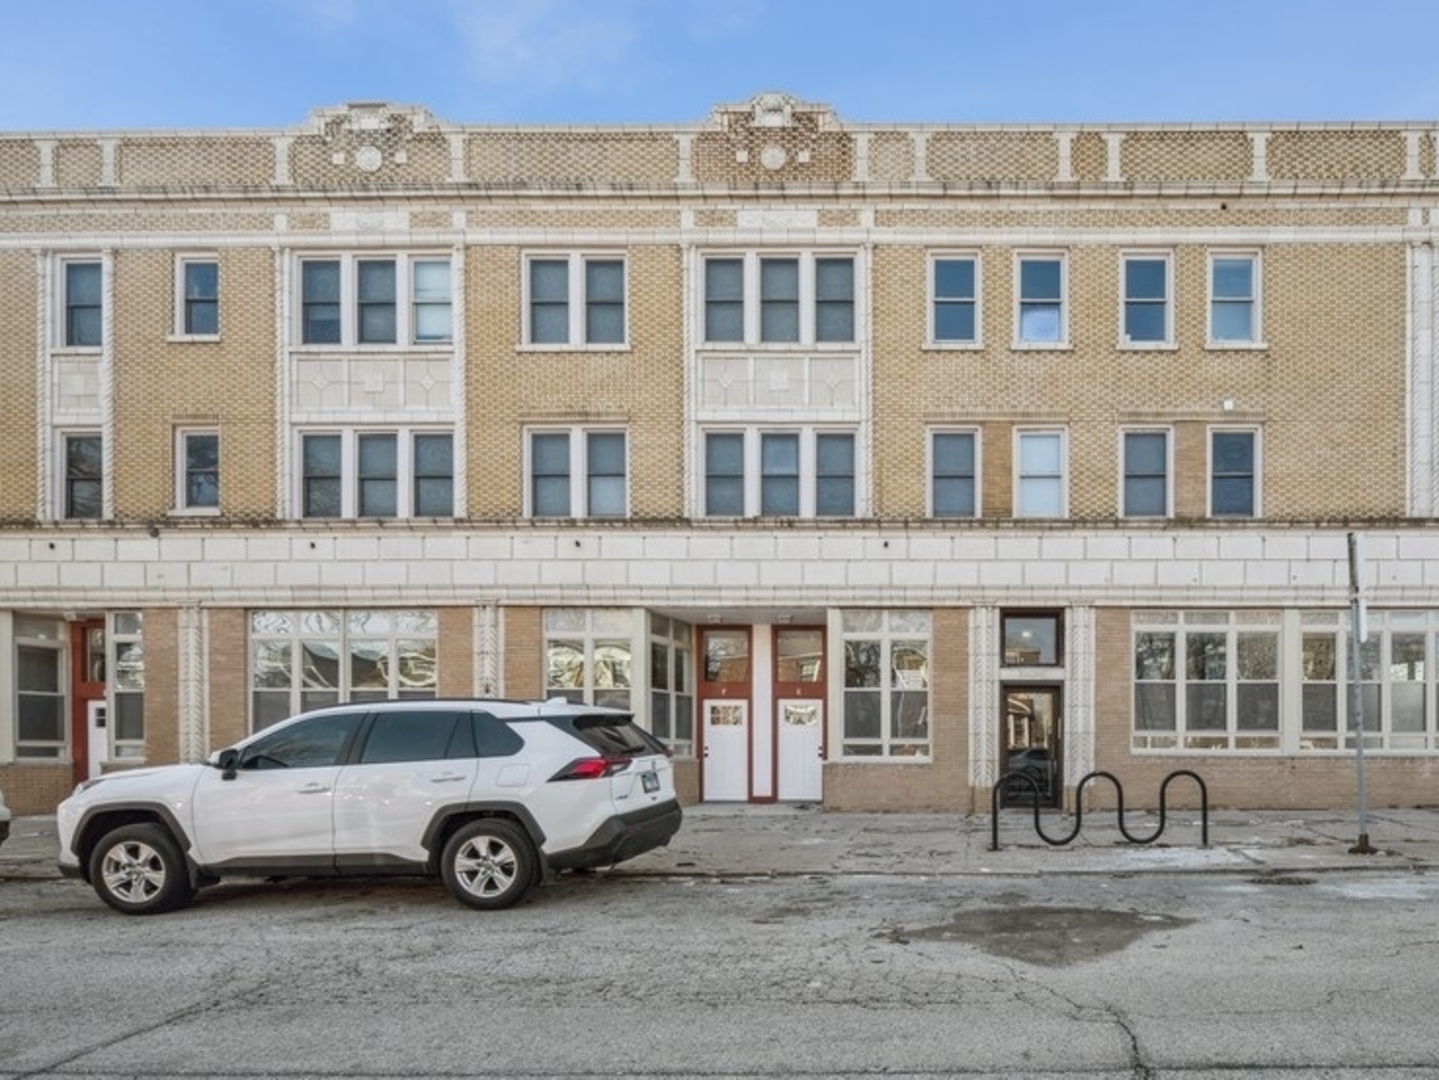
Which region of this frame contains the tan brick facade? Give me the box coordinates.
[3,94,1439,816]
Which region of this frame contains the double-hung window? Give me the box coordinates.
[63,260,102,347]
[526,255,626,346]
[299,430,454,519]
[930,430,978,518]
[176,429,219,512]
[701,253,856,345]
[177,257,219,337]
[1121,252,1173,345]
[298,255,451,345]
[63,433,103,519]
[1210,428,1258,518]
[1121,430,1170,518]
[528,428,628,518]
[1015,253,1065,346]
[1209,252,1259,345]
[931,254,979,345]
[1014,430,1065,518]
[703,428,856,518]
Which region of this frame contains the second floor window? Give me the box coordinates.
[1210,429,1258,518]
[526,255,625,346]
[64,433,103,519]
[299,255,451,346]
[177,430,219,511]
[528,429,627,518]
[300,430,454,519]
[702,253,856,345]
[64,260,102,347]
[1015,430,1065,518]
[704,428,856,518]
[930,431,978,518]
[1122,430,1170,518]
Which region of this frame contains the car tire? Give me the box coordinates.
[89,823,196,916]
[440,818,536,911]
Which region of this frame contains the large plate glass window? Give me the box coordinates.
[839,610,930,759]
[649,615,695,757]
[544,609,634,710]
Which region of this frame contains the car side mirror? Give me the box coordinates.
[217,748,239,781]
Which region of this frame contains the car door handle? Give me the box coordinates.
[429,774,468,784]
[296,783,331,795]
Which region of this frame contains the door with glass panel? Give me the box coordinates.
[775,627,824,801]
[1000,686,1062,808]
[699,628,751,801]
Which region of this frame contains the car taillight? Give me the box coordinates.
[550,756,629,781]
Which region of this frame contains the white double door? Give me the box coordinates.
[701,697,823,803]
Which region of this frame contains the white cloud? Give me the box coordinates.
[445,0,641,94]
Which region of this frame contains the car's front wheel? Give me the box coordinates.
[89,823,196,915]
[440,819,536,910]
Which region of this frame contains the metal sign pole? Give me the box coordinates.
[1348,532,1375,855]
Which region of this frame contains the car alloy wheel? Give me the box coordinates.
[89,823,195,915]
[441,819,535,910]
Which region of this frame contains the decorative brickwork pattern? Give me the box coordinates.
[289,110,452,188]
[468,132,678,185]
[693,97,853,185]
[1071,132,1109,182]
[1268,130,1406,182]
[464,207,679,231]
[54,141,103,187]
[119,138,275,187]
[0,251,38,521]
[0,139,39,187]
[867,132,914,182]
[927,131,1057,183]
[1122,131,1251,183]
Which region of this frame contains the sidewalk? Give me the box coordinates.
[7,805,1439,882]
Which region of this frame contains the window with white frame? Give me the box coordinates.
[527,428,627,518]
[1015,429,1065,518]
[1121,252,1173,345]
[15,616,65,759]
[62,259,102,348]
[1132,610,1280,750]
[1209,252,1259,345]
[702,252,856,345]
[298,254,451,345]
[249,610,438,731]
[62,432,103,520]
[1014,252,1065,346]
[175,429,219,512]
[176,257,218,337]
[839,610,931,758]
[110,612,144,760]
[525,254,625,346]
[931,254,979,345]
[930,430,978,518]
[649,615,695,757]
[545,609,633,710]
[1121,429,1170,518]
[299,430,454,519]
[1210,428,1258,518]
[703,428,856,518]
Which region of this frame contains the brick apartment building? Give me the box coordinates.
[2,92,1438,816]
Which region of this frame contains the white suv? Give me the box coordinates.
[57,698,681,915]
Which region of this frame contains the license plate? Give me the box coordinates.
[641,771,660,793]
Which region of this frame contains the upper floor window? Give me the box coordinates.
[1209,252,1260,345]
[704,428,856,518]
[702,253,856,345]
[1121,252,1173,346]
[176,429,219,512]
[526,254,625,346]
[63,432,102,519]
[528,428,628,518]
[1210,428,1258,518]
[299,429,454,519]
[931,254,979,345]
[1122,429,1170,518]
[1014,252,1065,346]
[177,257,218,337]
[298,255,451,346]
[930,430,978,518]
[63,260,102,348]
[1014,429,1065,518]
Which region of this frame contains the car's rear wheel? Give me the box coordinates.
[440,819,536,910]
[89,823,196,915]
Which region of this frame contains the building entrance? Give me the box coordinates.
[1000,685,1062,808]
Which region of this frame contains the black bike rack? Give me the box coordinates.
[989,769,1208,851]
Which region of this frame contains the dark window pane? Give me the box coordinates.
[530,259,569,344]
[531,432,570,516]
[359,711,461,765]
[1124,259,1167,300]
[185,433,219,508]
[816,433,854,516]
[301,261,341,344]
[705,433,744,516]
[704,258,744,342]
[815,257,854,342]
[302,434,341,518]
[760,258,799,342]
[240,712,362,769]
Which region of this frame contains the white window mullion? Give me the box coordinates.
[743,254,760,345]
[568,256,585,345]
[743,427,761,517]
[798,256,816,345]
[340,431,358,518]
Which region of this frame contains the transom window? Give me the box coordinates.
[1122,429,1171,518]
[1015,430,1065,518]
[299,429,454,519]
[930,430,978,518]
[298,254,451,346]
[930,254,979,345]
[839,610,931,759]
[249,610,439,731]
[704,428,856,518]
[1002,611,1062,666]
[526,254,626,346]
[702,252,856,345]
[177,257,219,337]
[1209,252,1260,345]
[62,259,102,348]
[1014,252,1065,346]
[1121,252,1173,345]
[1210,428,1258,518]
[527,428,628,518]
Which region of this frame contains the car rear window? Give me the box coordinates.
[561,714,668,756]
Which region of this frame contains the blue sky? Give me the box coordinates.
[3,0,1438,131]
